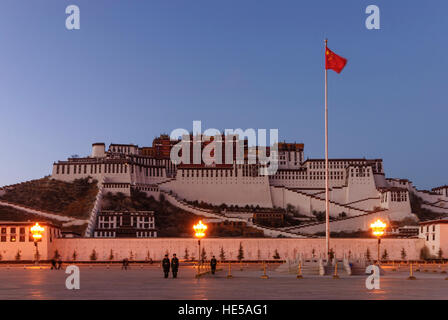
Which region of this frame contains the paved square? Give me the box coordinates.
[0,264,447,300]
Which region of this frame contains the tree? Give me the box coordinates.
[219,247,226,261]
[273,249,281,260]
[53,250,61,259]
[365,248,371,261]
[0,252,2,261]
[312,248,316,258]
[401,248,407,260]
[201,248,207,261]
[15,250,21,261]
[90,249,97,261]
[108,249,114,261]
[237,242,244,261]
[286,204,295,214]
[129,251,134,261]
[420,246,431,260]
[438,248,443,259]
[329,248,335,260]
[72,250,78,261]
[183,248,189,260]
[382,249,389,260]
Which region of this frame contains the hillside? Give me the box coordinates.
[0,177,98,219]
[102,190,264,237]
[0,205,61,225]
[409,192,444,221]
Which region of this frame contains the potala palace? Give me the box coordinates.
[49,134,448,238]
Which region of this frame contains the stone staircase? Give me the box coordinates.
[84,176,105,237]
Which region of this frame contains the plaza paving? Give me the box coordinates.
[0,263,447,300]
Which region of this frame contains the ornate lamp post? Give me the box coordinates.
[370,219,386,265]
[30,223,44,265]
[193,220,207,275]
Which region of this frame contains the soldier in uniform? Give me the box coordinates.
[171,253,179,278]
[162,254,170,278]
[210,255,217,274]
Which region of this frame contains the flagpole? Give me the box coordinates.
[324,39,330,261]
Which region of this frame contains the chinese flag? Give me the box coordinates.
[325,47,347,74]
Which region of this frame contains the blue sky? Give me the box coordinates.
[0,0,446,189]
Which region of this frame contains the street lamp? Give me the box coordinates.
[30,223,44,265]
[370,219,386,265]
[193,220,207,275]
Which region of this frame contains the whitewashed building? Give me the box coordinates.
[419,218,448,257]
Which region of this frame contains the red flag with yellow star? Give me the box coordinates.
[325,47,347,74]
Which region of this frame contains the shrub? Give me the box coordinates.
[237,242,244,261]
[219,247,226,261]
[15,250,21,261]
[401,248,407,260]
[90,249,97,261]
[382,249,389,260]
[365,248,371,261]
[273,249,281,260]
[420,246,431,260]
[328,248,335,260]
[53,250,61,259]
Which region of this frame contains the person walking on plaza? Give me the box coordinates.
[122,258,129,270]
[171,253,179,278]
[50,258,57,270]
[57,258,62,270]
[162,254,171,278]
[210,256,217,275]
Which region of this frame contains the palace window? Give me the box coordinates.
[1,228,6,242]
[10,227,16,242]
[19,227,25,242]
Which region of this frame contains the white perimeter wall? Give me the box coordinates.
[49,237,424,261]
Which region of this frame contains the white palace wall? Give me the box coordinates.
[162,173,273,208]
[270,187,368,217]
[50,237,425,261]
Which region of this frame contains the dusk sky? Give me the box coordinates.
[0,0,446,189]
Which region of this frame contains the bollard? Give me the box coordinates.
[296,261,303,279]
[261,261,269,279]
[226,262,233,279]
[407,263,416,280]
[332,262,339,279]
